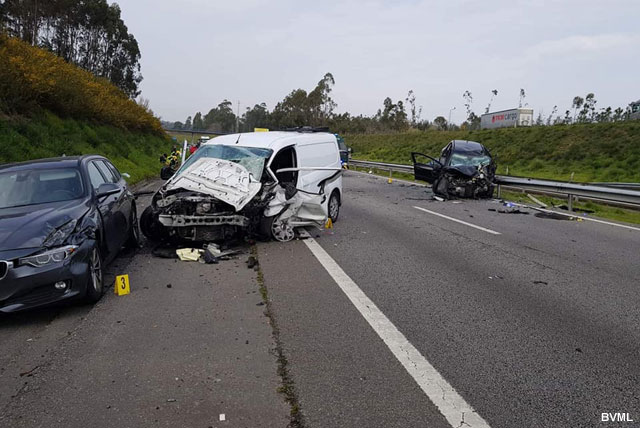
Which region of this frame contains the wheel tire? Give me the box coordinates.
[328,190,340,223]
[270,216,295,242]
[257,216,275,242]
[140,205,167,241]
[433,176,449,199]
[125,204,140,249]
[85,246,104,303]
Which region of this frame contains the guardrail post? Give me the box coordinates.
[388,168,393,183]
[568,194,573,211]
[497,184,501,199]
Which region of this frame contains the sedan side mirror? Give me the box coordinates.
[96,182,120,199]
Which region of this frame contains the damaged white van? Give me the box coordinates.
[140,130,343,242]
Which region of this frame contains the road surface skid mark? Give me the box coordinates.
[304,238,492,428]
[413,206,501,235]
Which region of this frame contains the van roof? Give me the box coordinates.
[202,131,337,153]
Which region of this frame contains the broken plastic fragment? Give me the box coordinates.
[176,248,203,261]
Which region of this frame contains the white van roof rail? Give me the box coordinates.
[280,126,331,133]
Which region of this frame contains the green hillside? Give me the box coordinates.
[0,113,172,183]
[346,122,640,183]
[0,35,171,182]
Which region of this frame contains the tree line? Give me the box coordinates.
[0,0,142,97]
[453,89,636,131]
[167,74,639,134]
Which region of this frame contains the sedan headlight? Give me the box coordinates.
[19,245,79,268]
[43,220,77,247]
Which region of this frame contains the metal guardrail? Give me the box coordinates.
[349,159,640,208]
[589,182,640,190]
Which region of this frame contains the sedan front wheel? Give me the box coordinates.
[85,246,104,303]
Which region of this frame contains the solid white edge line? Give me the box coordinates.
[413,206,502,235]
[303,238,492,428]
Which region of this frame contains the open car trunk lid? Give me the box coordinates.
[165,158,262,211]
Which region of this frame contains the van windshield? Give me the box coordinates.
[177,145,273,179]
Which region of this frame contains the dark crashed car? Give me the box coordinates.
[411,140,496,199]
[0,156,139,313]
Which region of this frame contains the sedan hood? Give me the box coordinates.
[0,198,89,251]
[164,158,262,211]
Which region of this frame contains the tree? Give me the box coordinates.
[613,107,625,122]
[0,0,143,97]
[203,99,236,132]
[306,72,336,125]
[433,116,447,130]
[596,106,612,123]
[546,105,558,126]
[518,88,526,108]
[271,88,310,128]
[184,116,192,130]
[486,89,498,113]
[405,90,422,127]
[377,97,408,131]
[192,112,204,130]
[242,103,270,131]
[572,96,584,122]
[462,91,479,130]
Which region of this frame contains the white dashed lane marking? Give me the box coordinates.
[413,206,502,235]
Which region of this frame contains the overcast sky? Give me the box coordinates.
[115,0,639,124]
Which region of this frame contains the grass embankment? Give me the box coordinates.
[346,122,640,183]
[0,113,172,183]
[0,35,171,182]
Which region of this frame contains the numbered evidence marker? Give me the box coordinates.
[115,274,131,296]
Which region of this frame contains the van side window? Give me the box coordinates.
[271,146,297,185]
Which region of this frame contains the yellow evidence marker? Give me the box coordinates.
[325,218,333,229]
[115,274,130,296]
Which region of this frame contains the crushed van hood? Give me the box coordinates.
[165,158,262,211]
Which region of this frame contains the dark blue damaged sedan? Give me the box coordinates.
[0,155,139,313]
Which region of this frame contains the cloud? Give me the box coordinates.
[114,0,640,124]
[525,34,640,60]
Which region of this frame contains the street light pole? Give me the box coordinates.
[448,107,456,129]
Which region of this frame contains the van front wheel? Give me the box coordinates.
[328,190,340,223]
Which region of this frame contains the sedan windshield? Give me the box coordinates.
[0,168,84,209]
[177,145,273,179]
[449,153,492,168]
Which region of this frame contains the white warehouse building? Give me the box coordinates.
[480,108,534,129]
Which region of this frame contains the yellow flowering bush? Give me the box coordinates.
[0,35,163,135]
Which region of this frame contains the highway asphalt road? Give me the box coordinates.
[0,181,289,428]
[0,172,638,427]
[258,171,640,428]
